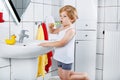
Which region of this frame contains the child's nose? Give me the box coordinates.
[60,17,62,20]
[60,18,62,21]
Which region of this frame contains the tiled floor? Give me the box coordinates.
[48,76,60,80]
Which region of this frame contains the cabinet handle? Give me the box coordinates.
[85,34,88,37]
[85,24,88,26]
[103,30,105,34]
[76,42,79,44]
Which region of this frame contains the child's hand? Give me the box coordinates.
[48,23,55,33]
[48,23,54,28]
[38,43,48,47]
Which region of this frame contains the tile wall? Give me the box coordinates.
[96,0,120,80]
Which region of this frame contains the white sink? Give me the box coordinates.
[0,40,53,58]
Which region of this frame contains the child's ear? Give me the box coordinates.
[71,19,74,23]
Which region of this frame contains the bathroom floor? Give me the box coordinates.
[48,76,60,80]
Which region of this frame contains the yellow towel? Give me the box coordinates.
[36,25,48,77]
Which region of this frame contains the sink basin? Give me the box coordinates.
[0,40,53,58]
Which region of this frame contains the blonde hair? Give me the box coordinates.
[59,5,78,23]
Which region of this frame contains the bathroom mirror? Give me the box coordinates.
[5,0,31,24]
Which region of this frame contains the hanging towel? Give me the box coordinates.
[42,22,53,72]
[36,25,48,77]
[45,51,53,72]
[36,25,44,40]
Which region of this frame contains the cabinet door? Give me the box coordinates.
[11,58,38,80]
[103,31,120,80]
[76,0,97,21]
[75,41,96,80]
[0,58,10,67]
[0,67,10,80]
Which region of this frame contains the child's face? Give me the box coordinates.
[60,11,73,27]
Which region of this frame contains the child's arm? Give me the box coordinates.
[48,23,61,34]
[39,28,75,47]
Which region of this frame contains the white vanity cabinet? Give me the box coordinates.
[0,67,10,80]
[0,58,10,80]
[76,20,97,30]
[75,30,97,80]
[0,58,10,67]
[75,41,96,80]
[11,58,38,80]
[74,0,97,80]
[76,30,96,41]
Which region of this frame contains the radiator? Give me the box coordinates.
[103,30,120,80]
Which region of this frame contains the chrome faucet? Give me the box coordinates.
[19,30,29,43]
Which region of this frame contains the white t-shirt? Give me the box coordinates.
[53,25,75,64]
